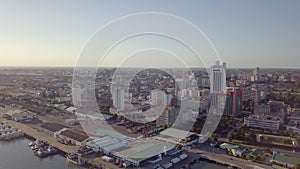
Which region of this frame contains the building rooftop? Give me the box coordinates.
[245,115,281,122]
[248,149,263,157]
[290,111,300,119]
[60,129,89,142]
[41,122,67,132]
[65,106,77,113]
[160,128,198,140]
[273,153,300,166]
[115,139,174,162]
[219,143,238,150]
[89,137,120,148]
[5,109,22,116]
[96,128,127,139]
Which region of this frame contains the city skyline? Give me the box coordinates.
[1,1,300,169]
[0,0,300,68]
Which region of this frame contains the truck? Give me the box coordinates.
[170,157,181,164]
[162,162,173,169]
[179,153,188,160]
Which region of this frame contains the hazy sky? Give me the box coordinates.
[0,0,299,68]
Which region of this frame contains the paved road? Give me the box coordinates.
[219,138,300,157]
[187,146,272,169]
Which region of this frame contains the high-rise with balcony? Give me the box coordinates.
[210,61,227,108]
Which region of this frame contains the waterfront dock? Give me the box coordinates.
[0,118,120,169]
[0,122,24,140]
[0,118,78,154]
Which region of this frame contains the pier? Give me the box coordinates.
[0,118,78,154]
[0,118,121,169]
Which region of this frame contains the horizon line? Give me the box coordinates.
[0,65,299,70]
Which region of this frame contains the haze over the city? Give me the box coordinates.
[1,1,300,169]
[1,0,299,68]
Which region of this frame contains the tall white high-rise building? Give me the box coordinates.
[72,85,82,106]
[156,107,178,127]
[211,61,226,92]
[253,67,260,82]
[151,90,175,127]
[150,90,171,107]
[113,87,125,111]
[210,61,226,107]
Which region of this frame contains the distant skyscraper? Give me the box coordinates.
[151,90,177,127]
[253,67,260,82]
[113,87,125,111]
[156,108,170,127]
[211,61,226,92]
[224,87,243,117]
[72,85,82,106]
[156,107,178,127]
[151,90,166,107]
[210,61,227,108]
[255,88,261,103]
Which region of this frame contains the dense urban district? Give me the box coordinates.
[0,63,300,169]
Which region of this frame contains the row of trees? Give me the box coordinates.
[267,92,300,108]
[226,128,256,144]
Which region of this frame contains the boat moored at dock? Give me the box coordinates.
[66,153,85,166]
[0,122,24,140]
[29,139,59,158]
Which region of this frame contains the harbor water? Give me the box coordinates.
[0,137,84,169]
[1,137,229,169]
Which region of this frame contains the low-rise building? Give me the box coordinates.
[157,128,199,146]
[219,143,237,151]
[87,137,121,153]
[55,128,89,146]
[231,146,247,157]
[286,124,300,135]
[247,149,263,160]
[270,151,300,169]
[41,122,67,136]
[88,136,175,167]
[288,111,300,124]
[11,113,33,122]
[244,115,280,131]
[219,143,246,157]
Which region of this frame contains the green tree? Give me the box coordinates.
[191,127,196,132]
[282,138,293,145]
[210,134,218,142]
[227,132,234,141]
[245,154,252,161]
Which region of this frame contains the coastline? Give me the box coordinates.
[0,118,261,169]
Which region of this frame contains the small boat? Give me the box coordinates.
[34,139,45,147]
[66,153,84,166]
[34,148,49,158]
[28,141,35,147]
[67,153,78,165]
[47,146,58,155]
[31,144,39,150]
